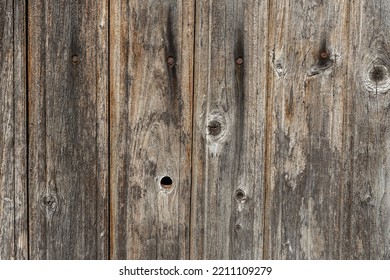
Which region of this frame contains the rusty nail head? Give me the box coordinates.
[320,51,328,59]
[167,56,175,66]
[236,57,243,65]
[72,55,79,63]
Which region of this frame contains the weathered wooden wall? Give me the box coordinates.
[1,0,389,260]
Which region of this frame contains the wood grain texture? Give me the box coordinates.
[339,0,390,259]
[0,0,27,260]
[264,0,350,260]
[264,0,390,259]
[191,0,268,259]
[1,0,389,261]
[110,0,194,259]
[28,0,109,259]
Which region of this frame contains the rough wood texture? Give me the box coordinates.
[28,0,109,259]
[1,0,390,260]
[110,0,194,259]
[0,0,27,260]
[191,0,268,259]
[264,0,348,259]
[264,0,390,259]
[339,0,390,259]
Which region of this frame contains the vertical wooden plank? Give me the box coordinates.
[110,0,194,259]
[28,0,109,259]
[0,0,27,259]
[191,0,268,259]
[264,1,350,259]
[340,0,390,259]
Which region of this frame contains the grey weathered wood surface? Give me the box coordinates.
[28,0,109,259]
[1,0,390,260]
[0,0,28,260]
[264,0,349,259]
[110,0,194,259]
[340,0,390,259]
[191,0,267,259]
[264,0,390,260]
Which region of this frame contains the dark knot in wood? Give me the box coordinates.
[364,64,390,94]
[207,121,221,136]
[42,194,57,209]
[369,65,387,82]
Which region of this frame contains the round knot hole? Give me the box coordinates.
[235,189,246,201]
[207,121,221,136]
[160,176,173,189]
[369,65,388,82]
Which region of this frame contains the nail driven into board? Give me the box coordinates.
[167,56,175,66]
[320,51,328,59]
[72,54,79,64]
[236,57,243,65]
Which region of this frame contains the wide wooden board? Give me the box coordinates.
[110,0,194,259]
[191,0,268,259]
[28,0,109,259]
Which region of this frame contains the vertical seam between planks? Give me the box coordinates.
[262,0,272,260]
[189,0,196,260]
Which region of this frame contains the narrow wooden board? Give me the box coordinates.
[264,0,351,259]
[110,0,194,259]
[339,0,390,259]
[28,0,109,259]
[0,0,27,260]
[191,0,268,259]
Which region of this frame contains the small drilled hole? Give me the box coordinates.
[160,176,173,189]
[235,189,246,201]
